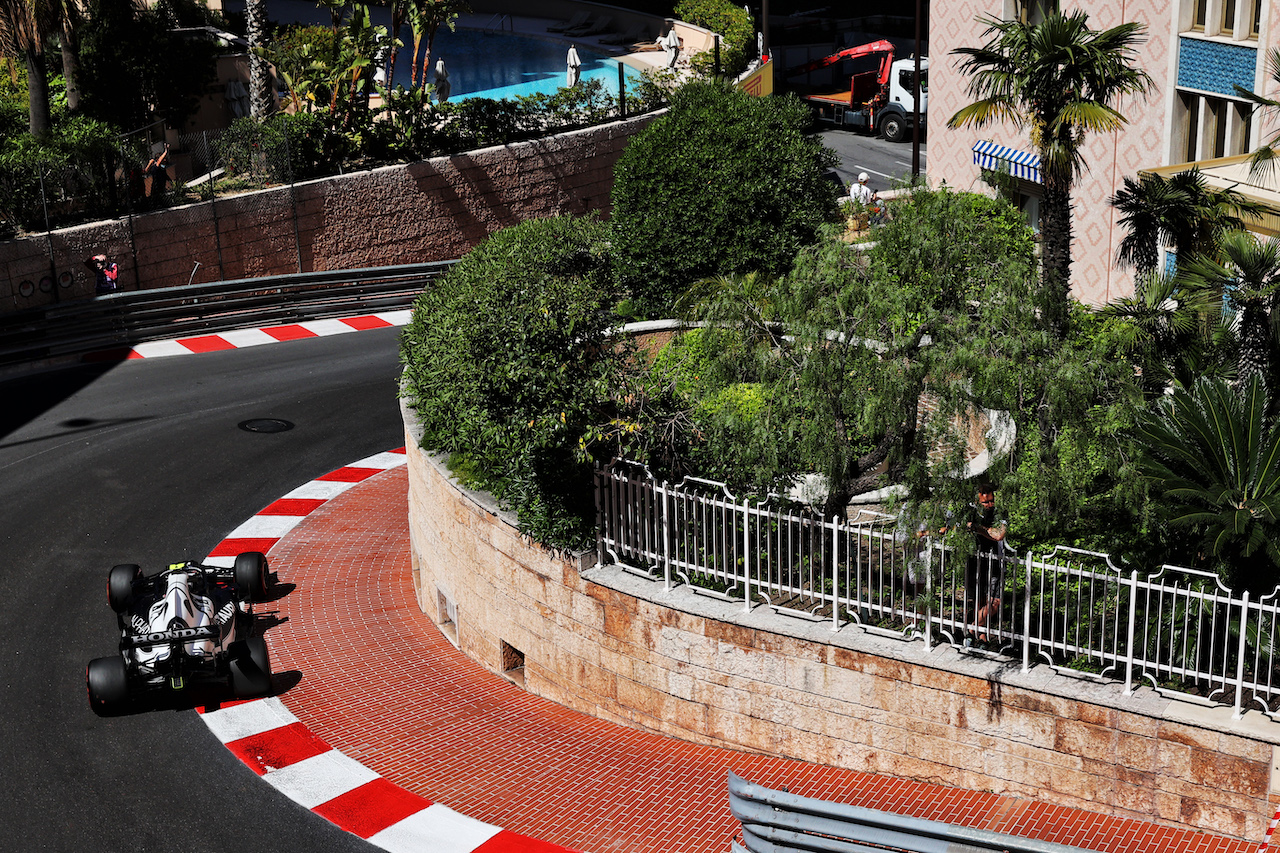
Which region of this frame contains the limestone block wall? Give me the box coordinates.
[403,400,1280,843]
[0,114,654,313]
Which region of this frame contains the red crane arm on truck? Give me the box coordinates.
[784,39,896,86]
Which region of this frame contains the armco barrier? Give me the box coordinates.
[0,261,452,368]
[728,771,1095,853]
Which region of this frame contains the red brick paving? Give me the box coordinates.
[263,464,1256,853]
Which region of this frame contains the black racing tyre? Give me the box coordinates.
[108,564,141,613]
[87,656,130,715]
[234,551,269,602]
[229,637,272,699]
[881,114,905,143]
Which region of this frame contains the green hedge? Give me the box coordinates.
[610,80,840,316]
[400,215,623,550]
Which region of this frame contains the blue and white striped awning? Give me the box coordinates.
[972,140,1041,183]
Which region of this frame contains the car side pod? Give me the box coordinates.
[87,656,130,716]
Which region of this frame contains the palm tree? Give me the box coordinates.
[1102,269,1232,395]
[1180,230,1280,388]
[948,11,1153,339]
[246,0,272,118]
[1234,47,1280,181]
[1133,374,1280,593]
[0,0,59,134]
[1111,168,1263,279]
[406,0,468,87]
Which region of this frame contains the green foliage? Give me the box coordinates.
[1133,375,1280,592]
[399,216,623,550]
[0,113,124,232]
[675,0,755,77]
[610,80,840,316]
[268,25,340,113]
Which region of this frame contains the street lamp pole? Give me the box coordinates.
[912,0,922,178]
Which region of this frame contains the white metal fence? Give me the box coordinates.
[594,460,1280,720]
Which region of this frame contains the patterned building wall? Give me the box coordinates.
[930,0,1178,306]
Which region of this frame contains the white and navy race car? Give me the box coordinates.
[86,552,273,715]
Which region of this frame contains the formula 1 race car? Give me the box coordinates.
[86,552,274,715]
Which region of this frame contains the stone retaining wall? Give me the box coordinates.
[1,114,655,312]
[403,399,1280,843]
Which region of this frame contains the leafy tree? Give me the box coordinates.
[0,112,123,230]
[948,11,1153,338]
[1181,231,1280,389]
[610,80,839,316]
[399,215,624,550]
[1133,375,1280,593]
[675,0,754,77]
[268,25,338,113]
[612,187,1147,553]
[1111,168,1262,278]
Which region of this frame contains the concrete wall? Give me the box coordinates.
[0,113,655,312]
[403,399,1280,843]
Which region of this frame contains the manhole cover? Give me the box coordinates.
[238,418,294,433]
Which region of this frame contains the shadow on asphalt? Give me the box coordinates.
[0,360,124,443]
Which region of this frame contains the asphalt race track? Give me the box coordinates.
[0,328,406,852]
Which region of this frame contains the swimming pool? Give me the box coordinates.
[389,29,642,101]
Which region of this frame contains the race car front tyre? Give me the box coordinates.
[234,551,269,602]
[87,656,130,715]
[230,637,272,698]
[108,564,141,613]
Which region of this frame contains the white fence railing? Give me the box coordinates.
[594,461,1280,720]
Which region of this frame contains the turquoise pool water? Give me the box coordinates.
[390,29,641,100]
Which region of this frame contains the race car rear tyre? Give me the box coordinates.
[230,637,272,698]
[87,656,130,715]
[234,551,269,602]
[108,564,142,613]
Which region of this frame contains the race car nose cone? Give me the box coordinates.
[238,418,294,433]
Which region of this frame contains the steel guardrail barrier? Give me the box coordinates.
[0,261,454,369]
[728,771,1098,853]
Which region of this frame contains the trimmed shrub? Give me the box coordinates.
[400,215,623,550]
[610,80,840,316]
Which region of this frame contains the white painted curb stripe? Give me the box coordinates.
[201,696,300,741]
[266,750,381,809]
[368,804,503,853]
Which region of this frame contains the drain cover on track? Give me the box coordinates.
[238,418,295,433]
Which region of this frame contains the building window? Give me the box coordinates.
[1178,91,1254,163]
[1184,93,1201,161]
[1222,0,1237,35]
[1186,0,1259,38]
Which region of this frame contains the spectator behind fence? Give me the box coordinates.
[965,482,1007,641]
[145,143,171,199]
[86,254,119,295]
